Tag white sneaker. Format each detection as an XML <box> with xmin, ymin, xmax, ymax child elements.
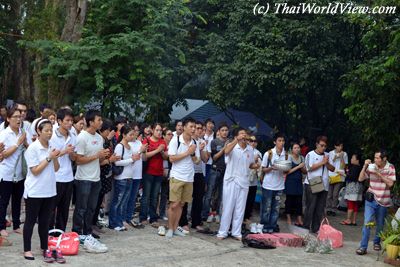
<box><xmin>215</xmin><ymin>215</ymin><xmax>221</xmax><ymax>223</ymax></box>
<box><xmin>158</xmin><ymin>226</ymin><xmax>166</xmax><ymax>236</ymax></box>
<box><xmin>162</xmin><ymin>216</ymin><xmax>168</xmax><ymax>221</ymax></box>
<box><xmin>87</xmin><ymin>235</ymin><xmax>107</xmax><ymax>248</ymax></box>
<box><xmin>206</xmin><ymin>214</ymin><xmax>214</xmax><ymax>223</ymax></box>
<box><xmin>177</xmin><ymin>226</ymin><xmax>189</xmax><ymax>235</ymax></box>
<box><xmin>174</xmin><ymin>228</ymin><xmax>186</xmax><ymax>237</ymax></box>
<box><xmin>84</xmin><ymin>235</ymin><xmax>108</xmax><ymax>253</ymax></box>
<box><xmin>165</xmin><ymin>229</ymin><xmax>173</xmax><ymax>239</ymax></box>
<box><xmin>113</xmin><ymin>226</ymin><xmax>125</xmax><ymax>232</ymax></box>
<box><xmin>256</xmin><ymin>224</ymin><xmax>264</xmax><ymax>234</ymax></box>
<box><xmin>250</xmin><ymin>223</ymin><xmax>257</xmax><ymax>233</ymax></box>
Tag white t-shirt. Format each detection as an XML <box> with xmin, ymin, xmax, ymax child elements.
<box><xmin>49</xmin><ymin>128</ymin><xmax>76</xmax><ymax>183</ymax></box>
<box><xmin>304</xmin><ymin>150</ymin><xmax>330</xmax><ymax>191</ymax></box>
<box><xmin>0</xmin><ymin>121</ymin><xmax>33</xmax><ymax>144</ymax></box>
<box><xmin>114</xmin><ymin>141</ymin><xmax>143</xmax><ymax>180</ymax></box>
<box><xmin>224</xmin><ymin>143</ymin><xmax>255</xmax><ymax>189</ymax></box>
<box><xmin>24</xmin><ymin>139</ymin><xmax>57</xmax><ymax>198</ymax></box>
<box><xmin>0</xmin><ymin>127</ymin><xmax>24</xmax><ymax>182</ymax></box>
<box><xmin>168</xmin><ymin>135</ymin><xmax>200</xmax><ymax>182</ymax></box>
<box><xmin>75</xmin><ymin>130</ymin><xmax>103</xmax><ymax>182</ymax></box>
<box><xmin>328</xmin><ymin>150</ymin><xmax>348</xmax><ymax>181</ymax></box>
<box><xmin>261</xmin><ymin>147</ymin><xmax>287</xmax><ymax>191</ymax></box>
<box><xmin>249</xmin><ymin>148</ymin><xmax>262</xmax><ymax>186</ymax></box>
<box><xmin>193</xmin><ymin>138</ymin><xmax>206</xmax><ymax>175</ymax></box>
<box><xmin>204</xmin><ymin>132</ymin><xmax>214</xmax><ymax>165</ymax></box>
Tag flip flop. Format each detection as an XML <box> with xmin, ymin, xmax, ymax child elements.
<box><xmin>340</xmin><ymin>220</ymin><xmax>352</xmax><ymax>225</ymax></box>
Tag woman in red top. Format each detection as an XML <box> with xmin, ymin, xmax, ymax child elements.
<box><xmin>139</xmin><ymin>123</ymin><xmax>168</xmax><ymax>226</ymax></box>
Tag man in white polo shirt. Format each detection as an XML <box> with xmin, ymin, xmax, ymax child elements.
<box><xmin>260</xmin><ymin>132</ymin><xmax>287</xmax><ymax>233</ymax></box>
<box><xmin>216</xmin><ymin>127</ymin><xmax>258</xmax><ymax>240</ymax></box>
<box><xmin>166</xmin><ymin>117</ymin><xmax>199</xmax><ymax>238</ymax></box>
<box><xmin>49</xmin><ymin>108</ymin><xmax>76</xmax><ymax>232</ymax></box>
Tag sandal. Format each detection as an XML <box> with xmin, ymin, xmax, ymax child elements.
<box><xmin>151</xmin><ymin>222</ymin><xmax>160</xmax><ymax>228</ymax></box>
<box><xmin>340</xmin><ymin>220</ymin><xmax>352</xmax><ymax>225</ymax></box>
<box><xmin>373</xmin><ymin>243</ymin><xmax>382</xmax><ymax>251</ymax></box>
<box><xmin>356</xmin><ymin>247</ymin><xmax>367</xmax><ymax>255</ymax></box>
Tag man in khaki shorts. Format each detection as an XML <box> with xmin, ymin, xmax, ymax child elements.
<box><xmin>166</xmin><ymin>117</ymin><xmax>199</xmax><ymax>238</ymax></box>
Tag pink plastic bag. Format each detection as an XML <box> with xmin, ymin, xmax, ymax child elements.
<box><xmin>317</xmin><ymin>218</ymin><xmax>343</xmax><ymax>248</ymax></box>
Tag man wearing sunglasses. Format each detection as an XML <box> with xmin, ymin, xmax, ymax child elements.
<box><xmin>303</xmin><ymin>136</ymin><xmax>335</xmax><ymax>233</ymax></box>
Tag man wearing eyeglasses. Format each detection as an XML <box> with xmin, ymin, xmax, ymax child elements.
<box><xmin>303</xmin><ymin>136</ymin><xmax>335</xmax><ymax>233</ymax></box>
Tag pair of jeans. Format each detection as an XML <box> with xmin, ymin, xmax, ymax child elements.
<box><xmin>109</xmin><ymin>179</ymin><xmax>133</xmax><ymax>228</ymax></box>
<box><xmin>202</xmin><ymin>168</ymin><xmax>224</xmax><ymax>219</ymax></box>
<box><xmin>360</xmin><ymin>198</ymin><xmax>387</xmax><ymax>249</ymax></box>
<box><xmin>260</xmin><ymin>188</ymin><xmax>282</xmax><ymax>231</ymax></box>
<box><xmin>23</xmin><ymin>196</ymin><xmax>55</xmax><ymax>252</ymax></box>
<box><xmin>0</xmin><ymin>180</ymin><xmax>24</xmax><ymax>230</ymax></box>
<box><xmin>125</xmin><ymin>179</ymin><xmax>141</xmax><ymax>222</ymax></box>
<box><xmin>244</xmin><ymin>185</ymin><xmax>257</xmax><ymax>221</ymax></box>
<box><xmin>191</xmin><ymin>173</ymin><xmax>206</xmax><ymax>228</ymax></box>
<box><xmin>303</xmin><ymin>185</ymin><xmax>328</xmax><ymax>233</ymax></box>
<box><xmin>159</xmin><ymin>177</ymin><xmax>169</xmax><ymax>218</ymax></box>
<box><xmin>72</xmin><ymin>180</ymin><xmax>101</xmax><ymax>235</ymax></box>
<box><xmin>49</xmin><ymin>181</ymin><xmax>73</xmax><ymax>231</ymax></box>
<box><xmin>139</xmin><ymin>174</ymin><xmax>162</xmax><ymax>223</ymax></box>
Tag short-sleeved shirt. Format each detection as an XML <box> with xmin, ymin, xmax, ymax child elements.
<box><xmin>366</xmin><ymin>162</ymin><xmax>396</xmax><ymax>207</ymax></box>
<box><xmin>328</xmin><ymin>150</ymin><xmax>348</xmax><ymax>181</ymax></box>
<box><xmin>24</xmin><ymin>139</ymin><xmax>57</xmax><ymax>198</ymax></box>
<box><xmin>0</xmin><ymin>127</ymin><xmax>24</xmax><ymax>182</ymax></box>
<box><xmin>224</xmin><ymin>143</ymin><xmax>254</xmax><ymax>189</ymax></box>
<box><xmin>168</xmin><ymin>135</ymin><xmax>200</xmax><ymax>182</ymax></box>
<box><xmin>261</xmin><ymin>147</ymin><xmax>287</xmax><ymax>191</ymax></box>
<box><xmin>114</xmin><ymin>141</ymin><xmax>143</xmax><ymax>180</ymax></box>
<box><xmin>204</xmin><ymin>133</ymin><xmax>214</xmax><ymax>165</ymax></box>
<box><xmin>304</xmin><ymin>150</ymin><xmax>330</xmax><ymax>191</ymax></box>
<box><xmin>193</xmin><ymin>138</ymin><xmax>206</xmax><ymax>175</ymax></box>
<box><xmin>75</xmin><ymin>130</ymin><xmax>104</xmax><ymax>182</ymax></box>
<box><xmin>49</xmin><ymin>128</ymin><xmax>76</xmax><ymax>183</ymax></box>
<box><xmin>211</xmin><ymin>138</ymin><xmax>227</xmax><ymax>171</ymax></box>
<box><xmin>143</xmin><ymin>137</ymin><xmax>167</xmax><ymax>177</ymax></box>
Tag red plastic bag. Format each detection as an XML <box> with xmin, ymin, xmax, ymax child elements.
<box><xmin>48</xmin><ymin>229</ymin><xmax>80</xmax><ymax>255</ymax></box>
<box><xmin>317</xmin><ymin>218</ymin><xmax>343</xmax><ymax>248</ymax></box>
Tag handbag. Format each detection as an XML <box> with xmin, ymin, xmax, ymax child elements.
<box><xmin>329</xmin><ymin>173</ymin><xmax>342</xmax><ymax>184</ymax></box>
<box><xmin>13</xmin><ymin>146</ymin><xmax>27</xmax><ymax>181</ymax></box>
<box><xmin>112</xmin><ymin>144</ymin><xmax>125</xmax><ymax>176</ymax></box>
<box><xmin>48</xmin><ymin>229</ymin><xmax>80</xmax><ymax>255</ymax></box>
<box><xmin>317</xmin><ymin>218</ymin><xmax>343</xmax><ymax>248</ymax></box>
<box><xmin>307</xmin><ymin>166</ymin><xmax>325</xmax><ymax>194</ymax></box>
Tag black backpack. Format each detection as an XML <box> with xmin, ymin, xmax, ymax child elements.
<box><xmin>112</xmin><ymin>144</ymin><xmax>125</xmax><ymax>176</ymax></box>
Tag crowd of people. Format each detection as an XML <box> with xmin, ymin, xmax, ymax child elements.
<box><xmin>0</xmin><ymin>99</ymin><xmax>397</xmax><ymax>263</ymax></box>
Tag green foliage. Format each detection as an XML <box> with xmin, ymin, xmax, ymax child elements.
<box><xmin>21</xmin><ymin>0</ymin><xmax>192</xmax><ymax>121</ymax></box>
<box><xmin>188</xmin><ymin>0</ymin><xmax>360</xmax><ymax>146</ymax></box>
<box><xmin>343</xmin><ymin>0</ymin><xmax>400</xmax><ymax>161</ymax></box>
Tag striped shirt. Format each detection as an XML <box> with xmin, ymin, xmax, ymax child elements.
<box><xmin>366</xmin><ymin>162</ymin><xmax>396</xmax><ymax>207</ymax></box>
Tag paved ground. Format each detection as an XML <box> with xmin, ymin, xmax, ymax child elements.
<box><xmin>1</xmin><ymin>206</ymin><xmax>392</xmax><ymax>267</ymax></box>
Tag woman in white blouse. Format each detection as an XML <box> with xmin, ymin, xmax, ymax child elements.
<box><xmin>0</xmin><ymin>106</ymin><xmax>28</xmax><ymax>237</ymax></box>
<box><xmin>109</xmin><ymin>125</ymin><xmax>142</xmax><ymax>231</ymax></box>
<box><xmin>23</xmin><ymin>119</ymin><xmax>61</xmax><ymax>262</ymax></box>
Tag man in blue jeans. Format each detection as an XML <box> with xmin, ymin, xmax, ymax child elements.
<box><xmin>260</xmin><ymin>133</ymin><xmax>287</xmax><ymax>233</ymax></box>
<box><xmin>356</xmin><ymin>150</ymin><xmax>396</xmax><ymax>255</ymax></box>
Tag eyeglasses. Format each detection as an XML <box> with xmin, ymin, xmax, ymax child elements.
<box><xmin>249</xmin><ymin>140</ymin><xmax>257</xmax><ymax>143</ymax></box>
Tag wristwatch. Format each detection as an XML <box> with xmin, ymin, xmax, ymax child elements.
<box><xmin>46</xmin><ymin>157</ymin><xmax>52</xmax><ymax>163</ymax></box>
